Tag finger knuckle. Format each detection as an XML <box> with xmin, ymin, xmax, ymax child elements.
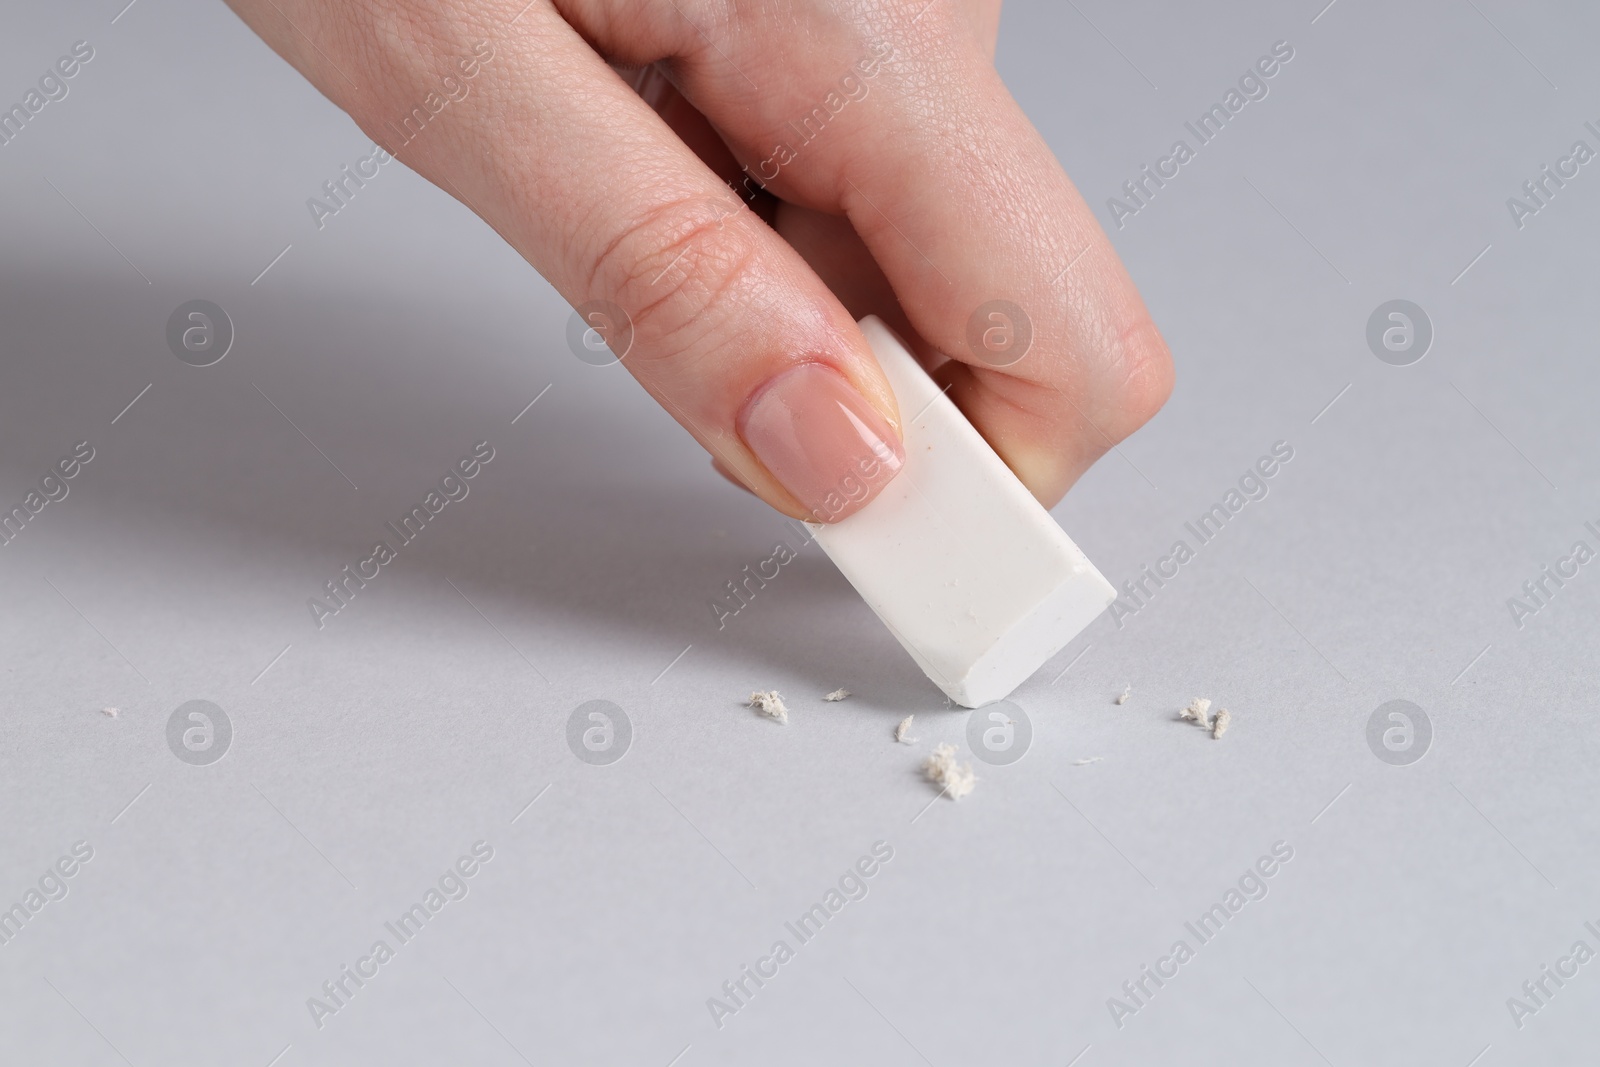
<box><xmin>590</xmin><ymin>196</ymin><xmax>759</xmax><ymax>360</ymax></box>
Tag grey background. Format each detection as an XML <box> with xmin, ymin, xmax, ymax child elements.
<box><xmin>1</xmin><ymin>0</ymin><xmax>1596</xmax><ymax>1064</ymax></box>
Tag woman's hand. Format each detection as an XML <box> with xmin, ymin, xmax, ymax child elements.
<box><xmin>224</xmin><ymin>0</ymin><xmax>1172</xmax><ymax>521</ymax></box>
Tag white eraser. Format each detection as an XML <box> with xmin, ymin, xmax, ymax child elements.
<box><xmin>811</xmin><ymin>317</ymin><xmax>1116</xmax><ymax>708</ymax></box>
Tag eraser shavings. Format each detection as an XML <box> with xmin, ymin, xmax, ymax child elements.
<box><xmin>923</xmin><ymin>742</ymin><xmax>975</xmax><ymax>800</ymax></box>
<box><xmin>747</xmin><ymin>690</ymin><xmax>789</xmax><ymax>725</ymax></box>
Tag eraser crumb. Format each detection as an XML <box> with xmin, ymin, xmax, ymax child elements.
<box><xmin>100</xmin><ymin>706</ymin><xmax>119</xmax><ymax>718</ymax></box>
<box><xmin>923</xmin><ymin>742</ymin><xmax>975</xmax><ymax>800</ymax></box>
<box><xmin>747</xmin><ymin>690</ymin><xmax>789</xmax><ymax>725</ymax></box>
<box><xmin>823</xmin><ymin>689</ymin><xmax>850</xmax><ymax>702</ymax></box>
<box><xmin>1114</xmin><ymin>687</ymin><xmax>1130</xmax><ymax>705</ymax></box>
<box><xmin>895</xmin><ymin>715</ymin><xmax>916</xmax><ymax>744</ymax></box>
<box><xmin>1072</xmin><ymin>757</ymin><xmax>1104</xmax><ymax>765</ymax></box>
<box><xmin>1211</xmin><ymin>708</ymin><xmax>1231</xmax><ymax>739</ymax></box>
<box><xmin>1180</xmin><ymin>697</ymin><xmax>1212</xmax><ymax>728</ymax></box>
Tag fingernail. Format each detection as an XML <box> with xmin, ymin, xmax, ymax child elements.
<box><xmin>738</xmin><ymin>362</ymin><xmax>905</xmax><ymax>522</ymax></box>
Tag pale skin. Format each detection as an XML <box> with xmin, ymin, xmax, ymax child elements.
<box><xmin>225</xmin><ymin>0</ymin><xmax>1173</xmax><ymax>521</ymax></box>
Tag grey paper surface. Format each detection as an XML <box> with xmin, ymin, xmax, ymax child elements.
<box><xmin>1</xmin><ymin>1</ymin><xmax>1597</xmax><ymax>1064</ymax></box>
